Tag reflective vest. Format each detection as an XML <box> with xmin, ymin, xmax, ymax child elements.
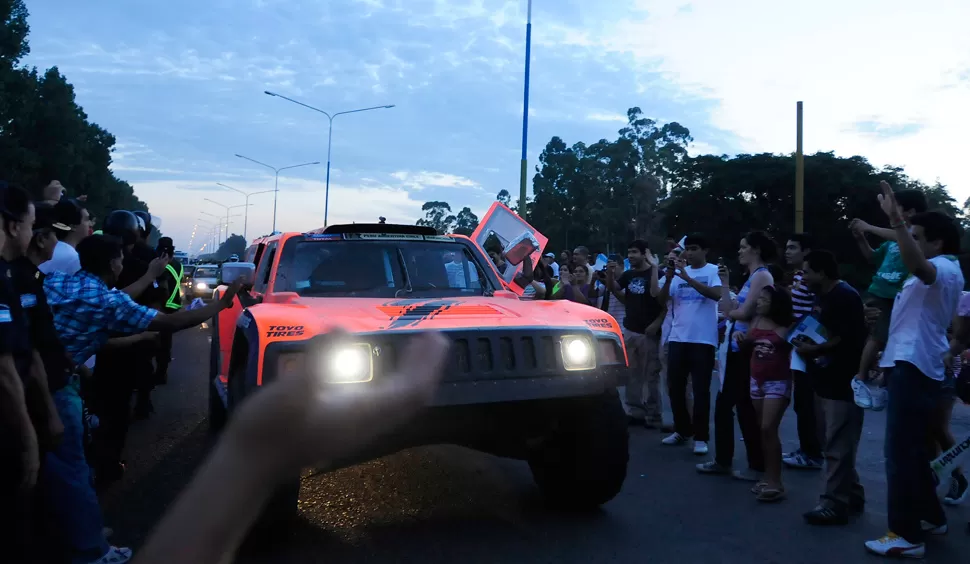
<box><xmin>164</xmin><ymin>262</ymin><xmax>183</xmax><ymax>310</ymax></box>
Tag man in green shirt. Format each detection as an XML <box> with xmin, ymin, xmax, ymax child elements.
<box><xmin>849</xmin><ymin>189</ymin><xmax>928</xmax><ymax>382</ymax></box>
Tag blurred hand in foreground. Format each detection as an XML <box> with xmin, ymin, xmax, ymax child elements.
<box><xmin>137</xmin><ymin>331</ymin><xmax>451</xmax><ymax>564</ymax></box>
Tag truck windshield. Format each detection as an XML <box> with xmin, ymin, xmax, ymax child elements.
<box><xmin>274</xmin><ymin>240</ymin><xmax>493</xmax><ymax>298</ymax></box>
<box><xmin>195</xmin><ymin>267</ymin><xmax>218</xmax><ymax>278</ymax></box>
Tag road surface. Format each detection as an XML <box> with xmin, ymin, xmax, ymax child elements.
<box><xmin>100</xmin><ymin>330</ymin><xmax>970</xmax><ymax>563</ymax></box>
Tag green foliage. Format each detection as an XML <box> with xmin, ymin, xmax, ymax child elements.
<box><xmin>214</xmin><ymin>234</ymin><xmax>247</xmax><ymax>261</ymax></box>
<box><xmin>0</xmin><ymin>0</ymin><xmax>148</xmax><ymax>225</ymax></box>
<box><xmin>414</xmin><ymin>200</ymin><xmax>481</xmax><ymax>236</ymax></box>
<box><xmin>416</xmin><ymin>105</ymin><xmax>965</xmax><ymax>291</ymax></box>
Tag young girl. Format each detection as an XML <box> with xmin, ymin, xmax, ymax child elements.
<box><xmin>735</xmin><ymin>285</ymin><xmax>794</xmax><ymax>501</ymax></box>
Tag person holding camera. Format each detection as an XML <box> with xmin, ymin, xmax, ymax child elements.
<box><xmin>656</xmin><ymin>235</ymin><xmax>722</xmax><ymax>455</ymax></box>
<box><xmin>605</xmin><ymin>240</ymin><xmax>665</xmax><ymax>427</ymax></box>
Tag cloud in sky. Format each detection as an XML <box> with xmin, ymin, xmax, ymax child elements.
<box><xmin>21</xmin><ymin>0</ymin><xmax>970</xmax><ymax>251</ymax></box>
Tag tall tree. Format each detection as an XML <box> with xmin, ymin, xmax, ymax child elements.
<box><xmin>215</xmin><ymin>234</ymin><xmax>247</xmax><ymax>261</ymax></box>
<box><xmin>0</xmin><ymin>1</ymin><xmax>149</xmax><ymax>224</ymax></box>
<box><xmin>452</xmin><ymin>206</ymin><xmax>479</xmax><ymax>236</ymax></box>
<box><xmin>415</xmin><ymin>201</ymin><xmax>455</xmax><ymax>234</ymax></box>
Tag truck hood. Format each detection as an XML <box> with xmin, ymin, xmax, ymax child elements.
<box><xmin>251</xmin><ymin>296</ymin><xmax>617</xmax><ymax>334</ymax></box>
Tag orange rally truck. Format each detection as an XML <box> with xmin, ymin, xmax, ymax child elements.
<box><xmin>208</xmin><ymin>221</ymin><xmax>630</xmax><ymax>526</ymax></box>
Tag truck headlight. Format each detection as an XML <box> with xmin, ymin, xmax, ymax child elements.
<box><xmin>324</xmin><ymin>343</ymin><xmax>373</xmax><ymax>383</ymax></box>
<box><xmin>196</xmin><ymin>282</ymin><xmax>208</xmax><ymax>290</ymax></box>
<box><xmin>561</xmin><ymin>336</ymin><xmax>595</xmax><ymax>371</ymax></box>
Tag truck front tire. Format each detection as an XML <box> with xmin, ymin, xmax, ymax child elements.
<box><xmin>527</xmin><ymin>390</ymin><xmax>629</xmax><ymax>510</ymax></box>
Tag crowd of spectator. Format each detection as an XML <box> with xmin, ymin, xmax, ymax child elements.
<box><xmin>489</xmin><ymin>181</ymin><xmax>969</xmax><ymax>559</ymax></box>
<box><xmin>0</xmin><ymin>180</ymin><xmax>240</xmax><ymax>564</ymax></box>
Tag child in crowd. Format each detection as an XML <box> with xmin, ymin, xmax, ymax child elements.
<box><xmin>736</xmin><ymin>285</ymin><xmax>794</xmax><ymax>501</ymax></box>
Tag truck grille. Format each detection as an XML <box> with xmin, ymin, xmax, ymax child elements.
<box><xmin>367</xmin><ymin>329</ymin><xmax>620</xmax><ymax>383</ymax></box>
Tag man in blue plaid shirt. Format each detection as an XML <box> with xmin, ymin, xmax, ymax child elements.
<box><xmin>42</xmin><ymin>234</ymin><xmax>239</xmax><ymax>564</ymax></box>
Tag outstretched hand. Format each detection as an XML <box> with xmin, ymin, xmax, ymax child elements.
<box><xmin>224</xmin><ymin>331</ymin><xmax>451</xmax><ymax>477</ymax></box>
<box><xmin>877</xmin><ymin>180</ymin><xmax>904</xmax><ymax>225</ymax></box>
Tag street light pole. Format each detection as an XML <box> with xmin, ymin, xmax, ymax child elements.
<box><xmin>233</xmin><ymin>155</ymin><xmax>319</xmax><ymax>233</ymax></box>
<box><xmin>263</xmin><ymin>91</ymin><xmax>395</xmax><ymax>227</ymax></box>
<box><xmin>519</xmin><ymin>0</ymin><xmax>533</xmax><ymax>220</ymax></box>
<box><xmin>204</xmin><ymin>198</ymin><xmax>250</xmax><ymax>243</ymax></box>
<box><xmin>216</xmin><ymin>183</ymin><xmax>275</xmax><ymax>240</ymax></box>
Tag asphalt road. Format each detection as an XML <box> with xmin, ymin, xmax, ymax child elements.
<box><xmin>101</xmin><ymin>329</ymin><xmax>970</xmax><ymax>563</ymax></box>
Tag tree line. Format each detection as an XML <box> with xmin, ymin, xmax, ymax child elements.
<box><xmin>416</xmin><ymin>107</ymin><xmax>966</xmax><ymax>289</ymax></box>
<box><xmin>1</xmin><ymin>1</ymin><xmax>149</xmax><ymax>225</ymax></box>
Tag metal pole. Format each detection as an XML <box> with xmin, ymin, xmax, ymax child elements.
<box><xmin>795</xmin><ymin>101</ymin><xmax>804</xmax><ymax>233</ymax></box>
<box><xmin>273</xmin><ymin>170</ymin><xmax>280</xmax><ymax>233</ymax></box>
<box><xmin>518</xmin><ymin>0</ymin><xmax>533</xmax><ymax>220</ymax></box>
<box><xmin>242</xmin><ymin>194</ymin><xmax>249</xmax><ymax>241</ymax></box>
<box><xmin>324</xmin><ymin>116</ymin><xmax>334</xmax><ymax>227</ymax></box>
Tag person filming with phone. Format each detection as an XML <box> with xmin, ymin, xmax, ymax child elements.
<box><xmin>605</xmin><ymin>240</ymin><xmax>665</xmax><ymax>427</ymax></box>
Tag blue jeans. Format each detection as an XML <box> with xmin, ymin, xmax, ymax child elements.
<box><xmin>43</xmin><ymin>381</ymin><xmax>109</xmax><ymax>563</ymax></box>
<box><xmin>885</xmin><ymin>362</ymin><xmax>946</xmax><ymax>543</ymax></box>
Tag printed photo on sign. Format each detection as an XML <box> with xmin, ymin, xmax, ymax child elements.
<box><xmin>470</xmin><ymin>202</ymin><xmax>548</xmax><ymax>296</ymax></box>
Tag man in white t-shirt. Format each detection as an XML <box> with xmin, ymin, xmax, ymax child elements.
<box><xmin>657</xmin><ymin>235</ymin><xmax>722</xmax><ymax>455</ymax></box>
<box><xmin>39</xmin><ymin>199</ymin><xmax>91</xmax><ymax>276</ymax></box>
<box><xmin>864</xmin><ymin>183</ymin><xmax>965</xmax><ymax>559</ymax></box>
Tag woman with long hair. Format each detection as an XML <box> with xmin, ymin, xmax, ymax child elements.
<box><xmin>697</xmin><ymin>231</ymin><xmax>777</xmax><ymax>482</ymax></box>
<box><xmin>736</xmin><ymin>286</ymin><xmax>794</xmax><ymax>501</ymax></box>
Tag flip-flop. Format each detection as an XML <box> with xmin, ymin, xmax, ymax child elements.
<box><xmin>751</xmin><ymin>481</ymin><xmax>768</xmax><ymax>494</ymax></box>
<box><xmin>757</xmin><ymin>488</ymin><xmax>787</xmax><ymax>502</ymax></box>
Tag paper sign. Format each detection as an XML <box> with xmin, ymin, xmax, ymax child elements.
<box><xmin>790</xmin><ymin>352</ymin><xmax>806</xmax><ymax>372</ymax></box>
<box><xmin>592</xmin><ymin>253</ymin><xmax>609</xmax><ymax>273</ymax></box>
<box><xmin>470</xmin><ymin>202</ymin><xmax>548</xmax><ymax>296</ymax></box>
<box><xmin>932</xmin><ymin>434</ymin><xmax>970</xmax><ymax>481</ymax></box>
<box><xmin>716</xmin><ymin>321</ymin><xmax>732</xmax><ymax>390</ymax></box>
<box><xmin>787</xmin><ymin>315</ymin><xmax>829</xmax><ymax>346</ymax></box>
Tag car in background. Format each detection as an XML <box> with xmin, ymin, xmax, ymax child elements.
<box><xmin>191</xmin><ymin>264</ymin><xmax>220</xmax><ymax>300</ymax></box>
<box><xmin>180</xmin><ymin>264</ymin><xmax>197</xmax><ymax>299</ymax></box>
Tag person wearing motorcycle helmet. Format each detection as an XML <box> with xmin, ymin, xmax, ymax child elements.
<box><xmin>132</xmin><ymin>211</ymin><xmax>152</xmax><ymax>242</ymax></box>
<box><xmin>102</xmin><ymin>210</ymin><xmax>140</xmax><ymax>250</ymax></box>
<box><xmin>127</xmin><ymin>210</ymin><xmax>167</xmax><ymax>420</ymax></box>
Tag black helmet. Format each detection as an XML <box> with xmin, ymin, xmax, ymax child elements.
<box><xmin>133</xmin><ymin>210</ymin><xmax>152</xmax><ymax>238</ymax></box>
<box><xmin>103</xmin><ymin>210</ymin><xmax>140</xmax><ymax>246</ymax></box>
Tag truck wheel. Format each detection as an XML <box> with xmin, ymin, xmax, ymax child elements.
<box><xmin>208</xmin><ymin>380</ymin><xmax>227</xmax><ymax>435</ymax></box>
<box><xmin>528</xmin><ymin>390</ymin><xmax>629</xmax><ymax>511</ymax></box>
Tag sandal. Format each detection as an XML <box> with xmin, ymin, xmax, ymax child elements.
<box><xmin>751</xmin><ymin>481</ymin><xmax>768</xmax><ymax>494</ymax></box>
<box><xmin>757</xmin><ymin>487</ymin><xmax>786</xmax><ymax>502</ymax></box>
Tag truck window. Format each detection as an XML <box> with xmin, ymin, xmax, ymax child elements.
<box><xmin>253</xmin><ymin>242</ymin><xmax>277</xmax><ymax>293</ymax></box>
<box><xmin>273</xmin><ymin>239</ymin><xmax>494</xmax><ymax>298</ymax></box>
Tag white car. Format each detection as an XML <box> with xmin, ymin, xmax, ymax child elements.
<box><xmin>191</xmin><ymin>264</ymin><xmax>221</xmax><ymax>300</ymax></box>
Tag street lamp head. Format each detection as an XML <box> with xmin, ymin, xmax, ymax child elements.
<box><xmin>310</xmin><ymin>161</ymin><xmax>321</xmax><ymax>165</ymax></box>
<box><xmin>264</xmin><ymin>90</ymin><xmax>278</xmax><ymax>97</ymax></box>
<box><xmin>384</xmin><ymin>105</ymin><xmax>395</xmax><ymax>108</ymax></box>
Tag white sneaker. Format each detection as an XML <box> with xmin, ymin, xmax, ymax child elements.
<box><xmin>86</xmin><ymin>546</ymin><xmax>132</xmax><ymax>564</ymax></box>
<box><xmin>662</xmin><ymin>432</ymin><xmax>688</xmax><ymax>446</ymax></box>
<box><xmin>692</xmin><ymin>440</ymin><xmax>709</xmax><ymax>455</ymax></box>
<box><xmin>863</xmin><ymin>533</ymin><xmax>925</xmax><ymax>559</ymax></box>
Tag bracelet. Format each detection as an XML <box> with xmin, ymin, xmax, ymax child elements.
<box><xmin>890</xmin><ymin>220</ymin><xmax>906</xmax><ymax>229</ymax></box>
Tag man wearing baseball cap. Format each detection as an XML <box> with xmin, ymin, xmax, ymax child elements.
<box><xmin>38</xmin><ymin>199</ymin><xmax>91</xmax><ymax>276</ymax></box>
<box><xmin>542</xmin><ymin>252</ymin><xmax>559</xmax><ymax>277</ymax></box>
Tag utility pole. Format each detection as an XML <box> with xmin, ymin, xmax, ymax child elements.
<box><xmin>795</xmin><ymin>101</ymin><xmax>804</xmax><ymax>233</ymax></box>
